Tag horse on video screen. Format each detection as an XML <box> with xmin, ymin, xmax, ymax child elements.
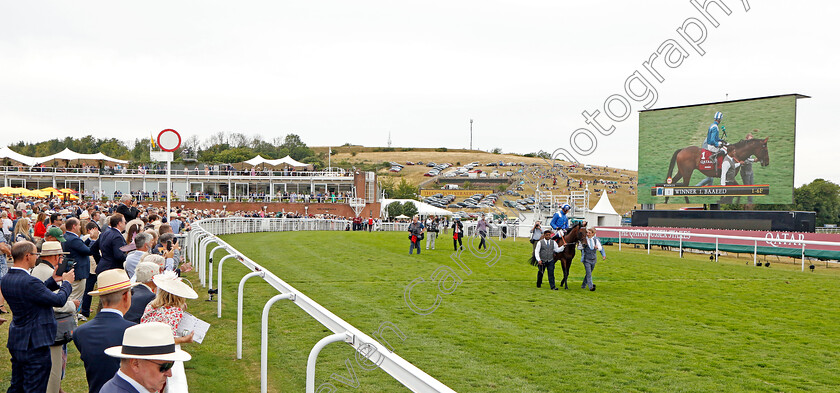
<box><xmin>664</xmin><ymin>137</ymin><xmax>770</xmax><ymax>202</ymax></box>
<box><xmin>554</xmin><ymin>221</ymin><xmax>587</xmax><ymax>290</ymax></box>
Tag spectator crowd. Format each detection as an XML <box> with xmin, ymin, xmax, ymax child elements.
<box><xmin>0</xmin><ymin>193</ymin><xmax>215</xmax><ymax>393</ymax></box>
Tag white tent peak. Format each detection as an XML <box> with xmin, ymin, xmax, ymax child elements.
<box><xmin>243</xmin><ymin>154</ymin><xmax>309</xmax><ymax>167</ymax></box>
<box><xmin>590</xmin><ymin>192</ymin><xmax>618</xmax><ymax>215</ymax></box>
<box><xmin>0</xmin><ymin>146</ymin><xmax>38</xmax><ymax>166</ymax></box>
<box><xmin>0</xmin><ymin>146</ymin><xmax>128</xmax><ymax>166</ymax></box>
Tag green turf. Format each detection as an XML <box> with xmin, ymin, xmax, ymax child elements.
<box><xmin>3</xmin><ymin>231</ymin><xmax>838</xmax><ymax>392</ymax></box>
<box><xmin>637</xmin><ymin>95</ymin><xmax>796</xmax><ymax>204</ymax></box>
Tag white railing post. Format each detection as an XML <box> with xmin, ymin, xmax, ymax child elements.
<box><xmin>199</xmin><ymin>236</ymin><xmax>217</xmax><ymax>287</ymax></box>
<box><xmin>217</xmin><ymin>254</ymin><xmax>238</xmax><ymax>318</ymax></box>
<box><xmin>237</xmin><ymin>271</ymin><xmax>265</xmax><ymax>359</ymax></box>
<box><xmin>679</xmin><ymin>237</ymin><xmax>683</xmax><ymax>258</ymax></box>
<box><xmin>261</xmin><ymin>293</ymin><xmax>296</xmax><ymax>393</ymax></box>
<box><xmin>207</xmin><ymin>246</ymin><xmax>226</xmax><ymax>291</ymax></box>
<box><xmin>801</xmin><ymin>244</ymin><xmax>805</xmax><ymax>271</ymax></box>
<box><xmin>647</xmin><ymin>232</ymin><xmax>650</xmax><ymax>254</ymax></box>
<box><xmin>618</xmin><ymin>230</ymin><xmax>622</xmax><ymax>251</ymax></box>
<box><xmin>305</xmin><ymin>333</ymin><xmax>353</xmax><ymax>393</ymax></box>
<box><xmin>754</xmin><ymin>240</ymin><xmax>758</xmax><ymax>266</ymax></box>
<box><xmin>715</xmin><ymin>237</ymin><xmax>719</xmax><ymax>262</ymax></box>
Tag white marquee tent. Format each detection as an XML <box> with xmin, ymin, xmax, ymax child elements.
<box><xmin>0</xmin><ymin>146</ymin><xmax>39</xmax><ymax>166</ymax></box>
<box><xmin>0</xmin><ymin>147</ymin><xmax>128</xmax><ymax>166</ymax></box>
<box><xmin>584</xmin><ymin>192</ymin><xmax>622</xmax><ymax>227</ymax></box>
<box><xmin>243</xmin><ymin>154</ymin><xmax>309</xmax><ymax>168</ymax></box>
<box><xmin>34</xmin><ymin>148</ymin><xmax>129</xmax><ymax>165</ymax></box>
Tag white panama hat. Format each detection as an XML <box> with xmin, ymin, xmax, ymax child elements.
<box><xmin>104</xmin><ymin>322</ymin><xmax>191</xmax><ymax>362</ymax></box>
<box><xmin>153</xmin><ymin>271</ymin><xmax>198</xmax><ymax>299</ymax></box>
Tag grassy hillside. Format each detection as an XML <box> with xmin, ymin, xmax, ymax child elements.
<box><xmin>315</xmin><ymin>147</ymin><xmax>650</xmax><ymax>215</ymax></box>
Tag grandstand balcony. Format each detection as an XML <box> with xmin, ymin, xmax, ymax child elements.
<box><xmin>0</xmin><ymin>165</ymin><xmax>377</xmax><ymax>204</ymax></box>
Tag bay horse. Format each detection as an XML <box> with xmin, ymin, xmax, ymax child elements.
<box><xmin>553</xmin><ymin>221</ymin><xmax>587</xmax><ymax>290</ymax></box>
<box><xmin>664</xmin><ymin>137</ymin><xmax>770</xmax><ymax>202</ymax></box>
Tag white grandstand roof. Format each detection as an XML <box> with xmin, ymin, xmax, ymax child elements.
<box><xmin>33</xmin><ymin>148</ymin><xmax>128</xmax><ymax>165</ymax></box>
<box><xmin>1</xmin><ymin>147</ymin><xmax>128</xmax><ymax>166</ymax></box>
<box><xmin>0</xmin><ymin>146</ymin><xmax>38</xmax><ymax>166</ymax></box>
<box><xmin>244</xmin><ymin>154</ymin><xmax>308</xmax><ymax>167</ymax></box>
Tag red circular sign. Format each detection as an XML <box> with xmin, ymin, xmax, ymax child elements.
<box><xmin>157</xmin><ymin>129</ymin><xmax>181</xmax><ymax>152</ymax></box>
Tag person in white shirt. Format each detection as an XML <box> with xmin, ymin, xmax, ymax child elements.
<box><xmin>533</xmin><ymin>230</ymin><xmax>565</xmax><ymax>290</ymax></box>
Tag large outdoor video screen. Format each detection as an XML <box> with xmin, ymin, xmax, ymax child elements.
<box><xmin>638</xmin><ymin>95</ymin><xmax>798</xmax><ymax>205</ymax></box>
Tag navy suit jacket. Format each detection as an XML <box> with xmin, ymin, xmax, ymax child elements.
<box><xmin>124</xmin><ymin>285</ymin><xmax>156</xmax><ymax>324</ymax></box>
<box><xmin>63</xmin><ymin>231</ymin><xmax>94</xmax><ymax>280</ymax></box>
<box><xmin>73</xmin><ymin>311</ymin><xmax>136</xmax><ymax>393</ymax></box>
<box><xmin>97</xmin><ymin>227</ymin><xmax>127</xmax><ymax>274</ymax></box>
<box><xmin>115</xmin><ymin>204</ymin><xmax>138</xmax><ymax>222</ymax></box>
<box><xmin>99</xmin><ymin>373</ymin><xmax>141</xmax><ymax>393</ymax></box>
<box><xmin>1</xmin><ymin>268</ymin><xmax>72</xmax><ymax>351</ymax></box>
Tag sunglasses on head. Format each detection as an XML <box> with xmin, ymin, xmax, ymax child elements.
<box><xmin>146</xmin><ymin>360</ymin><xmax>175</xmax><ymax>372</ymax></box>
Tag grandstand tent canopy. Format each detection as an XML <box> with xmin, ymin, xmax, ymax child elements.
<box><xmin>243</xmin><ymin>154</ymin><xmax>309</xmax><ymax>168</ymax></box>
<box><xmin>33</xmin><ymin>148</ymin><xmax>129</xmax><ymax>166</ymax></box>
<box><xmin>0</xmin><ymin>146</ymin><xmax>39</xmax><ymax>166</ymax></box>
<box><xmin>243</xmin><ymin>155</ymin><xmax>274</xmax><ymax>167</ymax></box>
<box><xmin>380</xmin><ymin>198</ymin><xmax>454</xmax><ymax>218</ymax></box>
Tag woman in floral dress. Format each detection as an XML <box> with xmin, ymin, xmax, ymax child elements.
<box><xmin>141</xmin><ymin>271</ymin><xmax>198</xmax><ymax>393</ymax></box>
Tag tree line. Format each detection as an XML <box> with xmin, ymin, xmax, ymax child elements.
<box><xmin>723</xmin><ymin>179</ymin><xmax>840</xmax><ymax>226</ymax></box>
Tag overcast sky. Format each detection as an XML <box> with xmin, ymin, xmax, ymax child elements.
<box><xmin>1</xmin><ymin>1</ymin><xmax>836</xmax><ymax>186</ymax></box>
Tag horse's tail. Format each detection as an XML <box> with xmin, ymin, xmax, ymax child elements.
<box><xmin>666</xmin><ymin>148</ymin><xmax>681</xmax><ymax>180</ymax></box>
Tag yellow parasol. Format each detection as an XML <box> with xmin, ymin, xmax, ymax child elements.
<box><xmin>41</xmin><ymin>187</ymin><xmax>62</xmax><ymax>194</ymax></box>
<box><xmin>22</xmin><ymin>189</ymin><xmax>41</xmax><ymax>198</ymax></box>
<box><xmin>0</xmin><ymin>186</ymin><xmax>14</xmax><ymax>195</ymax></box>
<box><xmin>9</xmin><ymin>187</ymin><xmax>27</xmax><ymax>195</ymax></box>
<box><xmin>59</xmin><ymin>188</ymin><xmax>78</xmax><ymax>194</ymax></box>
<box><xmin>68</xmin><ymin>194</ymin><xmax>79</xmax><ymax>201</ymax></box>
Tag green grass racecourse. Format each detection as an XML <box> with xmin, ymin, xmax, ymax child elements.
<box><xmin>638</xmin><ymin>95</ymin><xmax>797</xmax><ymax>204</ymax></box>
<box><xmin>3</xmin><ymin>231</ymin><xmax>839</xmax><ymax>392</ymax></box>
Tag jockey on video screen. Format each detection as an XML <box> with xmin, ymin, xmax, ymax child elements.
<box><xmin>696</xmin><ymin>111</ymin><xmax>728</xmax><ymax>186</ymax></box>
<box><xmin>703</xmin><ymin>111</ymin><xmax>727</xmax><ymax>157</ymax></box>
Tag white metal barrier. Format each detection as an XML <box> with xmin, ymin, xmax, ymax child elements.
<box><xmin>187</xmin><ymin>217</ymin><xmax>457</xmax><ymax>393</ymax></box>
<box><xmin>598</xmin><ymin>227</ymin><xmax>840</xmax><ymax>271</ymax></box>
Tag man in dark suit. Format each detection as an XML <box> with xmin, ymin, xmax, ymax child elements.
<box><xmin>123</xmin><ymin>262</ymin><xmax>158</xmax><ymax>324</ymax></box>
<box><xmin>97</xmin><ymin>213</ymin><xmax>127</xmax><ymax>273</ymax></box>
<box><xmin>73</xmin><ymin>269</ymin><xmax>138</xmax><ymax>393</ymax></box>
<box><xmin>1</xmin><ymin>241</ymin><xmax>75</xmax><ymax>393</ymax></box>
<box><xmin>63</xmin><ymin>217</ymin><xmax>95</xmax><ymax>303</ymax></box>
<box><xmin>100</xmin><ymin>322</ymin><xmax>191</xmax><ymax>393</ymax></box>
<box><xmin>81</xmin><ymin>221</ymin><xmax>102</xmax><ymax>319</ymax></box>
<box><xmin>115</xmin><ymin>195</ymin><xmax>138</xmax><ymax>222</ymax></box>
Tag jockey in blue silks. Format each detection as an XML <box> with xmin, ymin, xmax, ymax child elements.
<box><xmin>550</xmin><ymin>204</ymin><xmax>571</xmax><ymax>238</ymax></box>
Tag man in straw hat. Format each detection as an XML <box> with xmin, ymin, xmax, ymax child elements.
<box><xmin>100</xmin><ymin>322</ymin><xmax>191</xmax><ymax>393</ymax></box>
<box><xmin>1</xmin><ymin>241</ymin><xmax>75</xmax><ymax>393</ymax></box>
<box><xmin>73</xmin><ymin>269</ymin><xmax>138</xmax><ymax>393</ymax></box>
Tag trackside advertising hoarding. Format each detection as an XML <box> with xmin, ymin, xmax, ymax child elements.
<box><xmin>637</xmin><ymin>94</ymin><xmax>807</xmax><ymax>205</ymax></box>
<box><xmin>598</xmin><ymin>226</ymin><xmax>840</xmax><ymax>260</ymax></box>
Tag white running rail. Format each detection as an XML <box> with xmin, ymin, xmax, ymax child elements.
<box><xmin>186</xmin><ymin>217</ymin><xmax>457</xmax><ymax>393</ymax></box>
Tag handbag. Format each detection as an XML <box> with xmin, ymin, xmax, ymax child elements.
<box><xmin>54</xmin><ymin>311</ymin><xmax>77</xmax><ymax>345</ymax></box>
